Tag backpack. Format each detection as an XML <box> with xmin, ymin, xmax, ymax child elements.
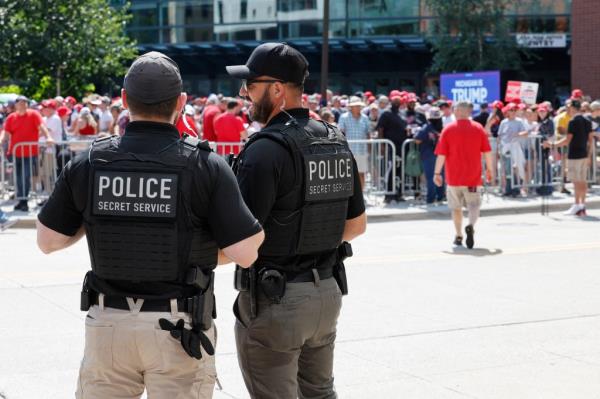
<box><xmin>405</xmin><ymin>141</ymin><xmax>423</xmax><ymax>177</ymax></box>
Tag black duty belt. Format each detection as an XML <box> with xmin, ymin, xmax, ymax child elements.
<box><xmin>287</xmin><ymin>268</ymin><xmax>333</xmax><ymax>283</ymax></box>
<box><xmin>92</xmin><ymin>295</ymin><xmax>191</xmax><ymax>313</ymax></box>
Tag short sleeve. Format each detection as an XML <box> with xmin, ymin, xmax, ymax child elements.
<box><xmin>346</xmin><ymin>157</ymin><xmax>365</xmax><ymax>219</ymax></box>
<box><xmin>37</xmin><ymin>160</ymin><xmax>84</xmax><ymax>236</ymax></box>
<box><xmin>205</xmin><ymin>154</ymin><xmax>262</xmax><ymax>248</ymax></box>
<box><xmin>480</xmin><ymin>128</ymin><xmax>492</xmax><ymax>152</ymax></box>
<box><xmin>375</xmin><ymin>112</ymin><xmax>387</xmax><ymax>131</ymax></box>
<box><xmin>435</xmin><ymin>128</ymin><xmax>449</xmax><ymax>156</ymax></box>
<box><xmin>33</xmin><ymin>111</ymin><xmax>43</xmax><ymax>127</ymax></box>
<box><xmin>236</xmin><ymin>139</ymin><xmax>291</xmax><ymax>224</ymax></box>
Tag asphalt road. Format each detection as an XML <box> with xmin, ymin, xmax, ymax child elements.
<box><xmin>1</xmin><ymin>210</ymin><xmax>599</xmax><ymax>399</ymax></box>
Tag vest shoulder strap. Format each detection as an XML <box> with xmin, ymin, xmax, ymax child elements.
<box><xmin>182</xmin><ymin>135</ymin><xmax>212</xmax><ymax>152</ymax></box>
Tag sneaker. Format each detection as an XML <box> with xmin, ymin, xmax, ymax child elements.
<box><xmin>576</xmin><ymin>207</ymin><xmax>587</xmax><ymax>217</ymax></box>
<box><xmin>465</xmin><ymin>225</ymin><xmax>475</xmax><ymax>249</ymax></box>
<box><xmin>561</xmin><ymin>188</ymin><xmax>572</xmax><ymax>195</ymax></box>
<box><xmin>13</xmin><ymin>201</ymin><xmax>29</xmax><ymax>212</ymax></box>
<box><xmin>0</xmin><ymin>218</ymin><xmax>17</xmax><ymax>231</ymax></box>
<box><xmin>563</xmin><ymin>204</ymin><xmax>582</xmax><ymax>216</ymax></box>
<box><xmin>453</xmin><ymin>236</ymin><xmax>463</xmax><ymax>247</ymax></box>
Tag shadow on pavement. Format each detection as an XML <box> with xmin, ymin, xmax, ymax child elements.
<box><xmin>443</xmin><ymin>248</ymin><xmax>503</xmax><ymax>257</ymax></box>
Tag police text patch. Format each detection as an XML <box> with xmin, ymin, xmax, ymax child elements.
<box><xmin>304</xmin><ymin>153</ymin><xmax>354</xmax><ymax>201</ymax></box>
<box><xmin>92</xmin><ymin>171</ymin><xmax>178</xmax><ymax>218</ymax></box>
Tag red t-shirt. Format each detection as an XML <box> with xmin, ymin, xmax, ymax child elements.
<box><xmin>4</xmin><ymin>110</ymin><xmax>43</xmax><ymax>157</ymax></box>
<box><xmin>435</xmin><ymin>119</ymin><xmax>491</xmax><ymax>186</ymax></box>
<box><xmin>176</xmin><ymin>115</ymin><xmax>198</xmax><ymax>138</ymax></box>
<box><xmin>202</xmin><ymin>105</ymin><xmax>221</xmax><ymax>142</ymax></box>
<box><xmin>213</xmin><ymin>113</ymin><xmax>245</xmax><ymax>155</ymax></box>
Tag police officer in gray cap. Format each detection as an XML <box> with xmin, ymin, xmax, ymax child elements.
<box><xmin>36</xmin><ymin>52</ymin><xmax>264</xmax><ymax>398</ymax></box>
<box><xmin>227</xmin><ymin>43</ymin><xmax>367</xmax><ymax>398</ymax></box>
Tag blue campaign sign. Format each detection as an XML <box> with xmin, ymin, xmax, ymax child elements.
<box><xmin>440</xmin><ymin>71</ymin><xmax>501</xmax><ymax>105</ymax></box>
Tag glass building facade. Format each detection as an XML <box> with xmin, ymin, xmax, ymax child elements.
<box><xmin>113</xmin><ymin>0</ymin><xmax>572</xmax><ymax>98</ymax></box>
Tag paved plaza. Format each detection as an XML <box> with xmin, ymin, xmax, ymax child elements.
<box><xmin>1</xmin><ymin>210</ymin><xmax>600</xmax><ymax>398</ymax></box>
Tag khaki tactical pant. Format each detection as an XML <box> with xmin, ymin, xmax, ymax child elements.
<box><xmin>235</xmin><ymin>274</ymin><xmax>343</xmax><ymax>399</ymax></box>
<box><xmin>76</xmin><ymin>300</ymin><xmax>216</xmax><ymax>399</ymax></box>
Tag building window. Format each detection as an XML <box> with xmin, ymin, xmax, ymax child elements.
<box><xmin>279</xmin><ymin>0</ymin><xmax>318</xmax><ymax>12</ymax></box>
<box><xmin>241</xmin><ymin>0</ymin><xmax>248</xmax><ymax>20</ymax></box>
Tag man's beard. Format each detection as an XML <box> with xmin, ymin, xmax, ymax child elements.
<box><xmin>249</xmin><ymin>89</ymin><xmax>275</xmax><ymax>124</ymax></box>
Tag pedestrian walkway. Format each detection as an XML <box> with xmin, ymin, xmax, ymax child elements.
<box><xmin>365</xmin><ymin>185</ymin><xmax>600</xmax><ymax>222</ymax></box>
<box><xmin>3</xmin><ymin>186</ymin><xmax>599</xmax><ymax>228</ymax></box>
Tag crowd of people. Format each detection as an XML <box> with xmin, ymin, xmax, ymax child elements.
<box><xmin>1</xmin><ymin>86</ymin><xmax>600</xmax><ymax>228</ymax></box>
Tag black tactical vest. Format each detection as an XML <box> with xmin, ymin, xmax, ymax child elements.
<box><xmin>83</xmin><ymin>135</ymin><xmax>218</xmax><ymax>283</ymax></box>
<box><xmin>235</xmin><ymin>118</ymin><xmax>354</xmax><ymax>257</ymax></box>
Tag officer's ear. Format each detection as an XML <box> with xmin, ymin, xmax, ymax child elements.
<box><xmin>176</xmin><ymin>93</ymin><xmax>188</xmax><ymax>114</ymax></box>
<box><xmin>273</xmin><ymin>82</ymin><xmax>285</xmax><ymax>100</ymax></box>
<box><xmin>121</xmin><ymin>89</ymin><xmax>129</xmax><ymax>110</ymax></box>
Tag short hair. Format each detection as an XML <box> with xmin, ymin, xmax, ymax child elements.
<box><xmin>126</xmin><ymin>93</ymin><xmax>179</xmax><ymax>120</ymax></box>
<box><xmin>455</xmin><ymin>101</ymin><xmax>473</xmax><ymax>110</ymax></box>
<box><xmin>590</xmin><ymin>100</ymin><xmax>600</xmax><ymax>111</ymax></box>
<box><xmin>570</xmin><ymin>100</ymin><xmax>581</xmax><ymax>110</ymax></box>
<box><xmin>227</xmin><ymin>100</ymin><xmax>239</xmax><ymax>110</ymax></box>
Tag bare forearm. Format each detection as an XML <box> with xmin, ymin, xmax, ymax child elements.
<box><xmin>37</xmin><ymin>222</ymin><xmax>85</xmax><ymax>254</ymax></box>
<box><xmin>434</xmin><ymin>155</ymin><xmax>446</xmax><ymax>174</ymax></box>
<box><xmin>218</xmin><ymin>249</ymin><xmax>232</xmax><ymax>265</ymax></box>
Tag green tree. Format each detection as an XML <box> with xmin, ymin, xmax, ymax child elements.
<box><xmin>0</xmin><ymin>0</ymin><xmax>137</xmax><ymax>99</ymax></box>
<box><xmin>426</xmin><ymin>0</ymin><xmax>524</xmax><ymax>73</ymax></box>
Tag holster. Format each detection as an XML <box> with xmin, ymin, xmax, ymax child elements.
<box><xmin>334</xmin><ymin>242</ymin><xmax>353</xmax><ymax>296</ymax></box>
<box><xmin>234</xmin><ymin>266</ymin><xmax>258</xmax><ymax>320</ymax></box>
<box><xmin>80</xmin><ymin>271</ymin><xmax>94</xmax><ymax>311</ymax></box>
<box><xmin>186</xmin><ymin>267</ymin><xmax>216</xmax><ymax>331</ymax></box>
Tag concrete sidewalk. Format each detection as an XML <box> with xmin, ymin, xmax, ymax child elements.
<box><xmin>2</xmin><ymin>186</ymin><xmax>600</xmax><ymax>227</ymax></box>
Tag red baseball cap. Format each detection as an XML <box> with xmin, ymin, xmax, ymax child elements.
<box><xmin>492</xmin><ymin>100</ymin><xmax>504</xmax><ymax>109</ymax></box>
<box><xmin>571</xmin><ymin>89</ymin><xmax>583</xmax><ymax>99</ymax></box>
<box><xmin>367</xmin><ymin>95</ymin><xmax>376</xmax><ymax>104</ymax></box>
<box><xmin>517</xmin><ymin>103</ymin><xmax>527</xmax><ymax>110</ymax></box>
<box><xmin>42</xmin><ymin>99</ymin><xmax>57</xmax><ymax>109</ymax></box>
<box><xmin>364</xmin><ymin>91</ymin><xmax>373</xmax><ymax>97</ymax></box>
<box><xmin>57</xmin><ymin>106</ymin><xmax>72</xmax><ymax>118</ymax></box>
<box><xmin>406</xmin><ymin>93</ymin><xmax>418</xmax><ymax>102</ymax></box>
<box><xmin>389</xmin><ymin>90</ymin><xmax>402</xmax><ymax>99</ymax></box>
<box><xmin>65</xmin><ymin>96</ymin><xmax>77</xmax><ymax>105</ymax></box>
<box><xmin>74</xmin><ymin>104</ymin><xmax>83</xmax><ymax>112</ymax></box>
<box><xmin>503</xmin><ymin>103</ymin><xmax>518</xmax><ymax>113</ymax></box>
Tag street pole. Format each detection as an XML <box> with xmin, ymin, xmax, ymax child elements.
<box><xmin>321</xmin><ymin>0</ymin><xmax>329</xmax><ymax>104</ymax></box>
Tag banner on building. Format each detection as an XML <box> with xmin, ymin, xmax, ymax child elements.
<box><xmin>516</xmin><ymin>34</ymin><xmax>567</xmax><ymax>48</ymax></box>
<box><xmin>505</xmin><ymin>81</ymin><xmax>539</xmax><ymax>104</ymax></box>
<box><xmin>440</xmin><ymin>71</ymin><xmax>500</xmax><ymax>105</ymax></box>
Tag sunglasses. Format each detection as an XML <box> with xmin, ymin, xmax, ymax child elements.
<box><xmin>241</xmin><ymin>79</ymin><xmax>285</xmax><ymax>91</ymax></box>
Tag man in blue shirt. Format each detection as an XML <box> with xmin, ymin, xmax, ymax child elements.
<box><xmin>415</xmin><ymin>107</ymin><xmax>446</xmax><ymax>204</ymax></box>
<box><xmin>338</xmin><ymin>96</ymin><xmax>370</xmax><ymax>189</ymax></box>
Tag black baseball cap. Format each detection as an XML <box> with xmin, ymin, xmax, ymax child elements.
<box><xmin>123</xmin><ymin>52</ymin><xmax>183</xmax><ymax>104</ymax></box>
<box><xmin>226</xmin><ymin>42</ymin><xmax>309</xmax><ymax>84</ymax></box>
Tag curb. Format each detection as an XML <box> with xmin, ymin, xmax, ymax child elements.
<box><xmin>367</xmin><ymin>199</ymin><xmax>600</xmax><ymax>223</ymax></box>
<box><xmin>8</xmin><ymin>199</ymin><xmax>600</xmax><ymax>229</ymax></box>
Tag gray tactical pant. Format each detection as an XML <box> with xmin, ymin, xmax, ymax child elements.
<box><xmin>234</xmin><ymin>274</ymin><xmax>343</xmax><ymax>399</ymax></box>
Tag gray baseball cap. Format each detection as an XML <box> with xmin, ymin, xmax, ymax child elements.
<box><xmin>123</xmin><ymin>52</ymin><xmax>182</xmax><ymax>104</ymax></box>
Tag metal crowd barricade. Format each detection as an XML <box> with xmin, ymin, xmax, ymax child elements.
<box><xmin>348</xmin><ymin>139</ymin><xmax>396</xmax><ymax>196</ymax></box>
<box><xmin>494</xmin><ymin>135</ymin><xmax>600</xmax><ymax>193</ymax></box>
<box><xmin>11</xmin><ymin>139</ymin><xmax>94</xmax><ymax>201</ymax></box>
<box><xmin>0</xmin><ymin>149</ymin><xmax>8</xmax><ymax>199</ymax></box>
<box><xmin>210</xmin><ymin>141</ymin><xmax>246</xmax><ymax>157</ymax></box>
<box><xmin>211</xmin><ymin>139</ymin><xmax>397</xmax><ymax>197</ymax></box>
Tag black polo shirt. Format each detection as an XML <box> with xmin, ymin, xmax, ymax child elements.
<box><xmin>376</xmin><ymin>107</ymin><xmax>408</xmax><ymax>150</ymax></box>
<box><xmin>236</xmin><ymin>108</ymin><xmax>365</xmax><ymax>273</ymax></box>
<box><xmin>38</xmin><ymin>121</ymin><xmax>262</xmax><ymax>299</ymax></box>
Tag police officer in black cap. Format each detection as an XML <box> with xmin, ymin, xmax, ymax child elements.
<box><xmin>36</xmin><ymin>51</ymin><xmax>264</xmax><ymax>398</ymax></box>
<box><xmin>227</xmin><ymin>43</ymin><xmax>367</xmax><ymax>398</ymax></box>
